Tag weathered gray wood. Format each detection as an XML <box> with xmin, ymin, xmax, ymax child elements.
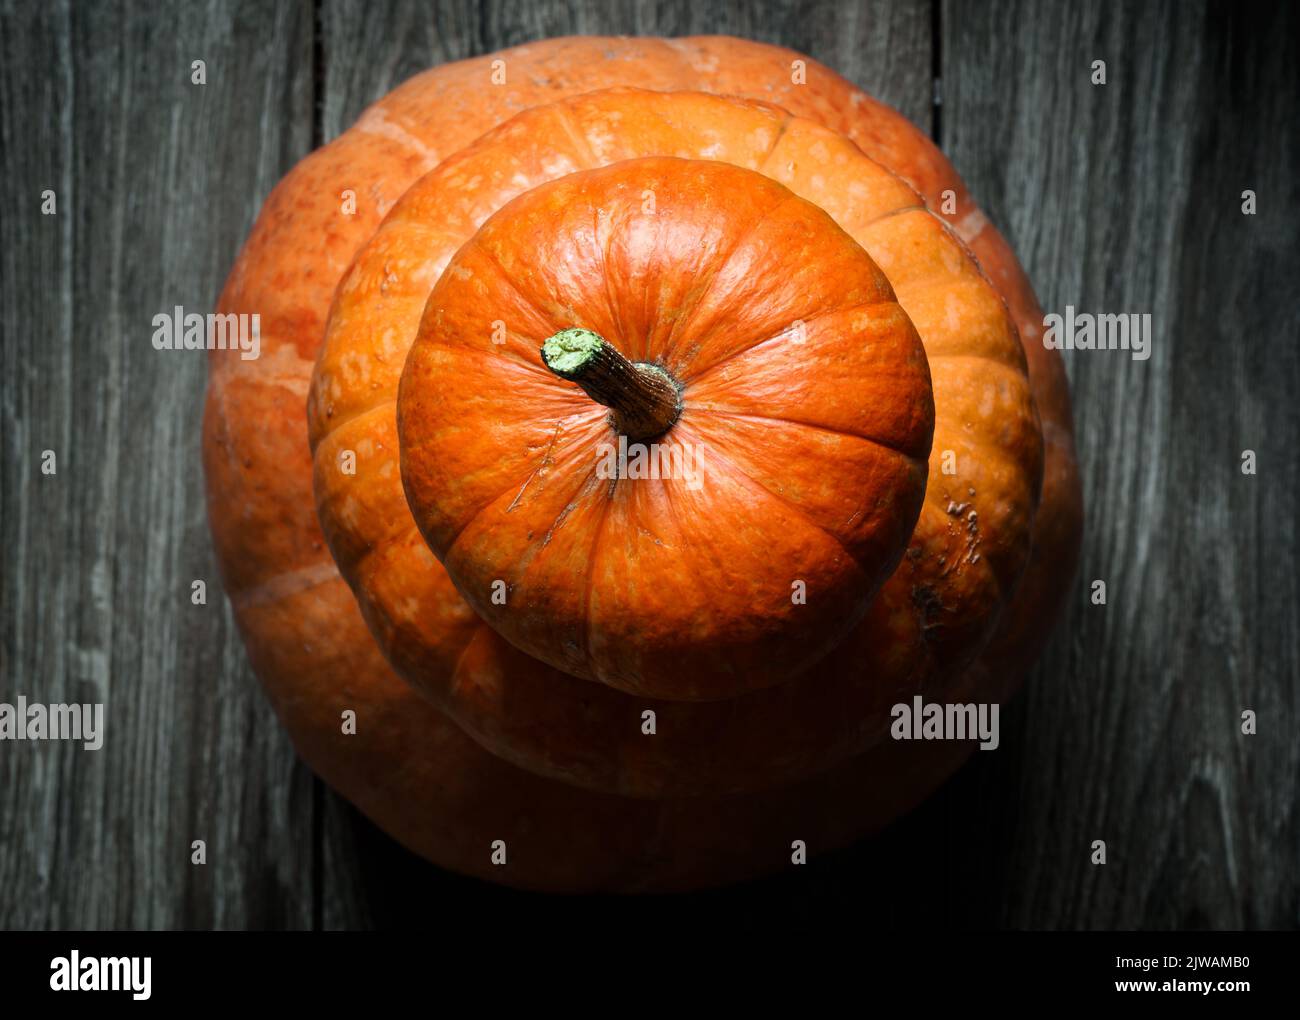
<box><xmin>317</xmin><ymin>0</ymin><xmax>933</xmax><ymax>139</ymax></box>
<box><xmin>0</xmin><ymin>0</ymin><xmax>318</xmax><ymax>929</ymax></box>
<box><xmin>942</xmin><ymin>0</ymin><xmax>1300</xmax><ymax>929</ymax></box>
<box><xmin>3</xmin><ymin>0</ymin><xmax>1297</xmax><ymax>932</ymax></box>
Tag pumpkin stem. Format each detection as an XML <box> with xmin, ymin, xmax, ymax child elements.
<box><xmin>541</xmin><ymin>328</ymin><xmax>682</xmax><ymax>441</ymax></box>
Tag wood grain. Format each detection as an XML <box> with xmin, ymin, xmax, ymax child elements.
<box><xmin>941</xmin><ymin>0</ymin><xmax>1300</xmax><ymax>928</ymax></box>
<box><xmin>1</xmin><ymin>0</ymin><xmax>1296</xmax><ymax>930</ymax></box>
<box><xmin>0</xmin><ymin>0</ymin><xmax>318</xmax><ymax>930</ymax></box>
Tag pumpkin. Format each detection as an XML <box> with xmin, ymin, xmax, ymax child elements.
<box><xmin>204</xmin><ymin>36</ymin><xmax>1081</xmax><ymax>890</ymax></box>
<box><xmin>323</xmin><ymin>150</ymin><xmax>936</xmax><ymax>699</ymax></box>
<box><xmin>309</xmin><ymin>88</ymin><xmax>1040</xmax><ymax>795</ymax></box>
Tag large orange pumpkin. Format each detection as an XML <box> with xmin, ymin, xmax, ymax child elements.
<box><xmin>204</xmin><ymin>36</ymin><xmax>1081</xmax><ymax>890</ymax></box>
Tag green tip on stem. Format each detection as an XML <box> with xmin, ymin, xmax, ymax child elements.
<box><xmin>541</xmin><ymin>328</ymin><xmax>606</xmax><ymax>378</ymax></box>
<box><xmin>539</xmin><ymin>325</ymin><xmax>682</xmax><ymax>440</ymax></box>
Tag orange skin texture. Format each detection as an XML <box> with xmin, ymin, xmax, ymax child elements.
<box><xmin>203</xmin><ymin>36</ymin><xmax>1081</xmax><ymax>890</ymax></box>
<box><xmin>311</xmin><ymin>90</ymin><xmax>1040</xmax><ymax>795</ymax></box>
<box><xmin>386</xmin><ymin>157</ymin><xmax>935</xmax><ymax>698</ymax></box>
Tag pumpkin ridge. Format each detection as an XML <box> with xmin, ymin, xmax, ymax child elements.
<box><xmin>571</xmin><ymin>437</ymin><xmax>877</xmax><ymax>699</ymax></box>
<box><xmin>445</xmin><ymin>623</ymin><xmax>497</xmax><ymax>708</ymax></box>
<box><xmin>350</xmin><ymin>520</ymin><xmax>459</xmax><ymax>647</ymax></box>
<box><xmin>313</xmin><ymin>404</ymin><xmax>412</xmax><ymax>561</ymax></box>
<box><xmin>519</xmin><ymin>464</ymin><xmax>615</xmax><ymax>679</ymax></box>
<box><xmin>682</xmin><ymin>409</ymin><xmax>928</xmax><ymax>518</ymax></box>
<box><xmin>589</xmin><ymin>194</ymin><xmax>642</xmax><ymax>362</ymax></box>
<box><xmin>919</xmin><ymin>349</ymin><xmax>1034</xmax><ymax>368</ymax></box>
<box><xmin>623</xmin><ymin>439</ymin><xmax>726</xmax><ymax>680</ymax></box>
<box><xmin>753</xmin><ymin>108</ymin><xmax>797</xmax><ymax>179</ymax></box>
<box><xmin>579</xmin><ymin>467</ymin><xmax>617</xmax><ymax>683</ymax></box>
<box><xmin>395</xmin><ymin>404</ymin><xmax>609</xmax><ymax>501</ymax></box>
<box><xmin>658</xmin><ymin>189</ymin><xmax>798</xmax><ymax>371</ymax></box>
<box><xmin>663</xmin><ymin>192</ymin><xmax>898</xmax><ymax>381</ymax></box>
<box><xmin>683</xmin><ymin>407</ymin><xmax>926</xmax><ymax>462</ymax></box>
<box><xmin>676</xmin><ymin>410</ymin><xmax>930</xmax><ymax>548</ymax></box>
<box><xmin>442</xmin><ymin>439</ymin><xmax>606</xmax><ymax>581</ymax></box>
<box><xmin>228</xmin><ymin>558</ymin><xmax>341</xmax><ymax>612</ymax></box>
<box><xmin>310</xmin><ymin>392</ymin><xmax>401</xmax><ymax>456</ymax></box>
<box><xmin>863</xmin><ymin>209</ymin><xmax>1030</xmax><ymax>376</ymax></box>
<box><xmin>861</xmin><ymin>202</ymin><xmax>929</xmax><ymax>228</ymax></box>
<box><xmin>890</xmin><ymin>278</ymin><xmax>1026</xmax><ymax>370</ymax></box>
<box><xmin>503</xmin><ymin>413</ymin><xmax>609</xmax><ymax>513</ymax></box>
<box><xmin>506</xmin><ymin>419</ymin><xmax>567</xmax><ymax>514</ymax></box>
<box><xmin>432</xmin><ymin>412</ymin><xmax>610</xmax><ymax>567</ymax></box>
<box><xmin>683</xmin><ymin>432</ymin><xmax>886</xmax><ymax>579</ymax></box>
<box><xmin>465</xmin><ymin>236</ymin><xmax>583</xmax><ymax>378</ymax></box>
<box><xmin>556</xmin><ymin>104</ymin><xmax>602</xmax><ymax>172</ymax></box>
<box><xmin>679</xmin><ymin>296</ymin><xmax>904</xmax><ymax>392</ymax></box>
<box><xmin>352</xmin><ymin>520</ymin><xmax>427</xmax><ymax>582</ymax></box>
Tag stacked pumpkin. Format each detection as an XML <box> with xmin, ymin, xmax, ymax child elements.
<box><xmin>204</xmin><ymin>36</ymin><xmax>1081</xmax><ymax>892</ymax></box>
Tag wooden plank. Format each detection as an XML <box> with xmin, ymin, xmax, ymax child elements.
<box><xmin>313</xmin><ymin>0</ymin><xmax>934</xmax><ymax>930</ymax></box>
<box><xmin>942</xmin><ymin>0</ymin><xmax>1300</xmax><ymax>928</ymax></box>
<box><xmin>0</xmin><ymin>0</ymin><xmax>317</xmax><ymax>929</ymax></box>
<box><xmin>318</xmin><ymin>0</ymin><xmax>933</xmax><ymax>138</ymax></box>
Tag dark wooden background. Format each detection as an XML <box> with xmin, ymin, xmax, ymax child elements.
<box><xmin>2</xmin><ymin>0</ymin><xmax>1296</xmax><ymax>931</ymax></box>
